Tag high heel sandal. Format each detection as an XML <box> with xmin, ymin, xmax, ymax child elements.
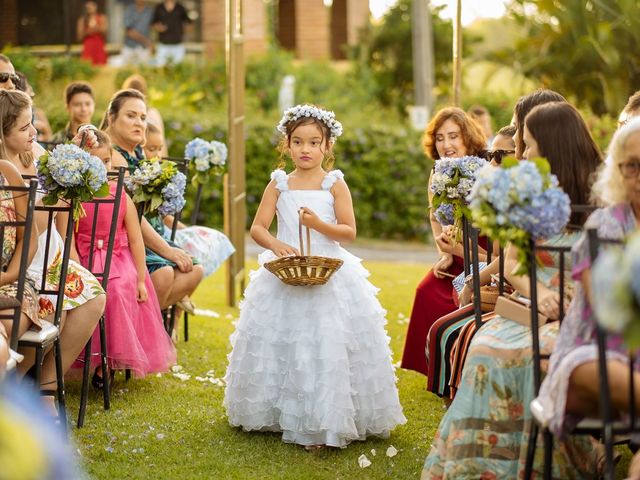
<box><xmin>40</xmin><ymin>389</ymin><xmax>60</xmax><ymax>423</ymax></box>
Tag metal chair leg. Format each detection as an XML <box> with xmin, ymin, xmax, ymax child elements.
<box><xmin>99</xmin><ymin>317</ymin><xmax>110</xmax><ymax>410</ymax></box>
<box><xmin>34</xmin><ymin>346</ymin><xmax>44</xmax><ymax>387</ymax></box>
<box><xmin>54</xmin><ymin>338</ymin><xmax>67</xmax><ymax>431</ymax></box>
<box><xmin>77</xmin><ymin>339</ymin><xmax>91</xmax><ymax>428</ymax></box>
<box><xmin>603</xmin><ymin>423</ymin><xmax>615</xmax><ymax>480</ymax></box>
<box><xmin>184</xmin><ymin>311</ymin><xmax>189</xmax><ymax>342</ymax></box>
<box><xmin>543</xmin><ymin>429</ymin><xmax>553</xmax><ymax>480</ymax></box>
<box><xmin>524</xmin><ymin>421</ymin><xmax>538</xmax><ymax>479</ymax></box>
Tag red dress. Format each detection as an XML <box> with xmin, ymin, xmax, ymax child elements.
<box><xmin>401</xmin><ymin>254</ymin><xmax>464</xmax><ymax>375</ymax></box>
<box><xmin>81</xmin><ymin>15</ymin><xmax>107</xmax><ymax>65</ymax></box>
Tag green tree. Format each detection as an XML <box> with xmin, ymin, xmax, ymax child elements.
<box><xmin>356</xmin><ymin>0</ymin><xmax>477</xmax><ymax>113</ymax></box>
<box><xmin>498</xmin><ymin>0</ymin><xmax>640</xmax><ymax>115</ymax></box>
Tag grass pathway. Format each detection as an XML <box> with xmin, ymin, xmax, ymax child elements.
<box><xmin>68</xmin><ymin>260</ymin><xmax>443</xmax><ymax>479</ymax></box>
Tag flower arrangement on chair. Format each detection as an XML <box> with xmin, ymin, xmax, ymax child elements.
<box><xmin>468</xmin><ymin>157</ymin><xmax>571</xmax><ymax>274</ymax></box>
<box><xmin>37</xmin><ymin>143</ymin><xmax>109</xmax><ymax>221</ymax></box>
<box><xmin>125</xmin><ymin>158</ymin><xmax>186</xmax><ymax>217</ymax></box>
<box><xmin>592</xmin><ymin>231</ymin><xmax>640</xmax><ymax>347</ymax></box>
<box><xmin>430</xmin><ymin>155</ymin><xmax>488</xmax><ymax>241</ymax></box>
<box><xmin>184</xmin><ymin>138</ymin><xmax>227</xmax><ymax>186</ymax></box>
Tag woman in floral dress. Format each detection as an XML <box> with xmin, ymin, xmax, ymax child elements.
<box><xmin>0</xmin><ymin>90</ymin><xmax>105</xmax><ymax>405</ymax></box>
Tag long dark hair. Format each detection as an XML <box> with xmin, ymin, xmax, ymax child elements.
<box><xmin>525</xmin><ymin>101</ymin><xmax>602</xmax><ymax>226</ymax></box>
<box><xmin>513</xmin><ymin>89</ymin><xmax>566</xmax><ymax>159</ymax></box>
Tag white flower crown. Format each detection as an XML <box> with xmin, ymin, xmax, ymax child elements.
<box><xmin>276</xmin><ymin>104</ymin><xmax>343</xmax><ymax>143</ymax></box>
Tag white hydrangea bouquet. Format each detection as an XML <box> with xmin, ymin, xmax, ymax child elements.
<box><xmin>125</xmin><ymin>158</ymin><xmax>186</xmax><ymax>217</ymax></box>
<box><xmin>468</xmin><ymin>157</ymin><xmax>571</xmax><ymax>274</ymax></box>
<box><xmin>592</xmin><ymin>231</ymin><xmax>640</xmax><ymax>348</ymax></box>
<box><xmin>37</xmin><ymin>143</ymin><xmax>109</xmax><ymax>221</ymax></box>
<box><xmin>430</xmin><ymin>155</ymin><xmax>488</xmax><ymax>241</ymax></box>
<box><xmin>184</xmin><ymin>138</ymin><xmax>227</xmax><ymax>186</ymax></box>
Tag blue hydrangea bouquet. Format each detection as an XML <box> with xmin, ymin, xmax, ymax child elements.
<box><xmin>592</xmin><ymin>231</ymin><xmax>640</xmax><ymax>348</ymax></box>
<box><xmin>37</xmin><ymin>143</ymin><xmax>109</xmax><ymax>221</ymax></box>
<box><xmin>125</xmin><ymin>158</ymin><xmax>186</xmax><ymax>217</ymax></box>
<box><xmin>185</xmin><ymin>138</ymin><xmax>227</xmax><ymax>186</ymax></box>
<box><xmin>468</xmin><ymin>157</ymin><xmax>571</xmax><ymax>274</ymax></box>
<box><xmin>430</xmin><ymin>155</ymin><xmax>488</xmax><ymax>240</ymax></box>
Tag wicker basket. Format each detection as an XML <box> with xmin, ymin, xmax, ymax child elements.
<box><xmin>264</xmin><ymin>210</ymin><xmax>343</xmax><ymax>286</ymax></box>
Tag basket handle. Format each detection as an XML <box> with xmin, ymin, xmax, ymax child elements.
<box><xmin>298</xmin><ymin>209</ymin><xmax>311</xmax><ymax>256</ymax></box>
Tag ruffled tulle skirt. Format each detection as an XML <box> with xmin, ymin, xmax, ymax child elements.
<box><xmin>223</xmin><ymin>246</ymin><xmax>406</xmax><ymax>447</ymax></box>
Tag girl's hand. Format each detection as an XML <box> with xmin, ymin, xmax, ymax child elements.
<box><xmin>458</xmin><ymin>284</ymin><xmax>472</xmax><ymax>306</ymax></box>
<box><xmin>433</xmin><ymin>254</ymin><xmax>454</xmax><ymax>279</ymax></box>
<box><xmin>137</xmin><ymin>281</ymin><xmax>148</xmax><ymax>302</ymax></box>
<box><xmin>270</xmin><ymin>239</ymin><xmax>300</xmax><ymax>258</ymax></box>
<box><xmin>299</xmin><ymin>207</ymin><xmax>321</xmax><ymax>229</ymax></box>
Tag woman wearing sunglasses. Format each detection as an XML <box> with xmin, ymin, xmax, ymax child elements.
<box><xmin>0</xmin><ymin>55</ymin><xmax>19</xmax><ymax>90</ymax></box>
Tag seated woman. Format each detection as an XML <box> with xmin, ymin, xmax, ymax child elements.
<box><xmin>144</xmin><ymin>123</ymin><xmax>235</xmax><ymax>278</ymax></box>
<box><xmin>401</xmin><ymin>107</ymin><xmax>487</xmax><ymax>376</ymax></box>
<box><xmin>534</xmin><ymin>117</ymin><xmax>640</xmax><ymax>439</ymax></box>
<box><xmin>100</xmin><ymin>89</ymin><xmax>204</xmax><ymax>312</ymax></box>
<box><xmin>422</xmin><ymin>99</ymin><xmax>603</xmax><ymax>479</ymax></box>
<box><xmin>51</xmin><ymin>81</ymin><xmax>96</xmax><ymax>144</ymax></box>
<box><xmin>0</xmin><ymin>90</ymin><xmax>105</xmax><ymax>414</ymax></box>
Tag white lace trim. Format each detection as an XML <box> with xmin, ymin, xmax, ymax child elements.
<box><xmin>270</xmin><ymin>169</ymin><xmax>288</xmax><ymax>192</ymax></box>
<box><xmin>321</xmin><ymin>170</ymin><xmax>344</xmax><ymax>191</ymax></box>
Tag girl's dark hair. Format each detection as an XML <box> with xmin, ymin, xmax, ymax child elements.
<box><xmin>524</xmin><ymin>101</ymin><xmax>602</xmax><ymax>227</ymax></box>
<box><xmin>423</xmin><ymin>107</ymin><xmax>487</xmax><ymax>160</ymax></box>
<box><xmin>513</xmin><ymin>89</ymin><xmax>566</xmax><ymax>158</ymax></box>
<box><xmin>100</xmin><ymin>89</ymin><xmax>146</xmax><ymax>130</ymax></box>
<box><xmin>276</xmin><ymin>115</ymin><xmax>335</xmax><ymax>170</ymax></box>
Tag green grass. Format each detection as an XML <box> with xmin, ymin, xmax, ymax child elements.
<box><xmin>67</xmin><ymin>260</ymin><xmax>444</xmax><ymax>479</ymax></box>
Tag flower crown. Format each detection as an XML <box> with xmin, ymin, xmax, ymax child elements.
<box><xmin>276</xmin><ymin>104</ymin><xmax>343</xmax><ymax>143</ymax></box>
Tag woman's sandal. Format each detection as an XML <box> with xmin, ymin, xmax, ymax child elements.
<box><xmin>40</xmin><ymin>389</ymin><xmax>60</xmax><ymax>423</ymax></box>
<box><xmin>91</xmin><ymin>367</ymin><xmax>115</xmax><ymax>391</ymax></box>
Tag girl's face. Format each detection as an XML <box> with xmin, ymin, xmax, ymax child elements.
<box><xmin>288</xmin><ymin>123</ymin><xmax>329</xmax><ymax>171</ymax></box>
<box><xmin>144</xmin><ymin>132</ymin><xmax>164</xmax><ymax>159</ymax></box>
<box><xmin>522</xmin><ymin>125</ymin><xmax>541</xmax><ymax>160</ymax></box>
<box><xmin>4</xmin><ymin>107</ymin><xmax>37</xmax><ymax>157</ymax></box>
<box><xmin>110</xmin><ymin>98</ymin><xmax>147</xmax><ymax>148</ymax></box>
<box><xmin>435</xmin><ymin>118</ymin><xmax>467</xmax><ymax>158</ymax></box>
<box><xmin>621</xmin><ymin>133</ymin><xmax>640</xmax><ymax>205</ymax></box>
<box><xmin>90</xmin><ymin>145</ymin><xmax>112</xmax><ymax>170</ymax></box>
<box><xmin>67</xmin><ymin>92</ymin><xmax>95</xmax><ymax>126</ymax></box>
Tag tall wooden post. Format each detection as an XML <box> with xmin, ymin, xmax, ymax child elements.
<box><xmin>452</xmin><ymin>0</ymin><xmax>462</xmax><ymax>106</ymax></box>
<box><xmin>225</xmin><ymin>0</ymin><xmax>246</xmax><ymax>306</ymax></box>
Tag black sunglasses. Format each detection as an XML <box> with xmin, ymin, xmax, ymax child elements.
<box><xmin>487</xmin><ymin>149</ymin><xmax>515</xmax><ymax>164</ymax></box>
<box><xmin>0</xmin><ymin>72</ymin><xmax>19</xmax><ymax>85</ymax></box>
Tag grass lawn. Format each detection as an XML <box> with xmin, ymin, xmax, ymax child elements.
<box><xmin>67</xmin><ymin>259</ymin><xmax>444</xmax><ymax>479</ymax></box>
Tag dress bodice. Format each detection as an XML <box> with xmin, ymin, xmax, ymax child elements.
<box><xmin>271</xmin><ymin>169</ymin><xmax>343</xmax><ymax>252</ymax></box>
<box><xmin>0</xmin><ymin>174</ymin><xmax>17</xmax><ymax>269</ymax></box>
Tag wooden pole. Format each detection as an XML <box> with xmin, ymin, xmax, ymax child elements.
<box><xmin>412</xmin><ymin>0</ymin><xmax>435</xmax><ymax>113</ymax></box>
<box><xmin>452</xmin><ymin>0</ymin><xmax>462</xmax><ymax>106</ymax></box>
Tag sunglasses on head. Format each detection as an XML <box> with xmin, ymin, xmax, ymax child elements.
<box><xmin>487</xmin><ymin>149</ymin><xmax>516</xmax><ymax>164</ymax></box>
<box><xmin>0</xmin><ymin>72</ymin><xmax>20</xmax><ymax>85</ymax></box>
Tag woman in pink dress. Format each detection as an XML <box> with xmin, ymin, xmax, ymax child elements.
<box><xmin>77</xmin><ymin>131</ymin><xmax>176</xmax><ymax>378</ymax></box>
<box><xmin>77</xmin><ymin>1</ymin><xmax>108</xmax><ymax>65</ymax></box>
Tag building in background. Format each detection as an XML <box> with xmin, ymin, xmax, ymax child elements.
<box><xmin>0</xmin><ymin>0</ymin><xmax>369</xmax><ymax>60</ymax></box>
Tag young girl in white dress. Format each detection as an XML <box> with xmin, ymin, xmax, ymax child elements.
<box><xmin>223</xmin><ymin>105</ymin><xmax>406</xmax><ymax>449</ymax></box>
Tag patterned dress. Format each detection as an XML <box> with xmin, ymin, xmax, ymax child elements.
<box><xmin>422</xmin><ymin>233</ymin><xmax>603</xmax><ymax>479</ymax></box>
<box><xmin>535</xmin><ymin>204</ymin><xmax>637</xmax><ymax>436</ymax></box>
<box><xmin>0</xmin><ymin>175</ymin><xmax>39</xmax><ymax>325</ymax></box>
<box><xmin>27</xmin><ymin>193</ymin><xmax>104</xmax><ymax>319</ymax></box>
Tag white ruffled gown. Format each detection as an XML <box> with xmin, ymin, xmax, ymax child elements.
<box><xmin>223</xmin><ymin>169</ymin><xmax>406</xmax><ymax>448</ymax></box>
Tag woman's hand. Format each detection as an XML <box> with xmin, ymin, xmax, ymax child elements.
<box><xmin>299</xmin><ymin>207</ymin><xmax>321</xmax><ymax>229</ymax></box>
<box><xmin>435</xmin><ymin>228</ymin><xmax>455</xmax><ymax>254</ymax></box>
<box><xmin>168</xmin><ymin>247</ymin><xmax>193</xmax><ymax>273</ymax></box>
<box><xmin>270</xmin><ymin>239</ymin><xmax>300</xmax><ymax>258</ymax></box>
<box><xmin>137</xmin><ymin>281</ymin><xmax>148</xmax><ymax>303</ymax></box>
<box><xmin>71</xmin><ymin>127</ymin><xmax>98</xmax><ymax>150</ymax></box>
<box><xmin>538</xmin><ymin>290</ymin><xmax>561</xmax><ymax>320</ymax></box>
<box><xmin>433</xmin><ymin>254</ymin><xmax>454</xmax><ymax>279</ymax></box>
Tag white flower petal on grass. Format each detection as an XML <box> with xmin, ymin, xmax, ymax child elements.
<box><xmin>172</xmin><ymin>372</ymin><xmax>191</xmax><ymax>381</ymax></box>
<box><xmin>358</xmin><ymin>454</ymin><xmax>372</xmax><ymax>468</ymax></box>
<box><xmin>156</xmin><ymin>434</ymin><xmax>165</xmax><ymax>440</ymax></box>
<box><xmin>171</xmin><ymin>365</ymin><xmax>183</xmax><ymax>373</ymax></box>
<box><xmin>370</xmin><ymin>449</ymin><xmax>376</xmax><ymax>456</ymax></box>
<box><xmin>195</xmin><ymin>376</ymin><xmax>207</xmax><ymax>382</ymax></box>
<box><xmin>386</xmin><ymin>445</ymin><xmax>398</xmax><ymax>457</ymax></box>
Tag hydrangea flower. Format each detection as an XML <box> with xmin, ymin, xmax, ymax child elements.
<box><xmin>37</xmin><ymin>143</ymin><xmax>109</xmax><ymax>220</ymax></box>
<box><xmin>126</xmin><ymin>159</ymin><xmax>186</xmax><ymax>217</ymax></box>
<box><xmin>185</xmin><ymin>137</ymin><xmax>227</xmax><ymax>185</ymax></box>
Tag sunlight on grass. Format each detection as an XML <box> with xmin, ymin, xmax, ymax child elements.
<box><xmin>66</xmin><ymin>259</ymin><xmax>446</xmax><ymax>479</ymax></box>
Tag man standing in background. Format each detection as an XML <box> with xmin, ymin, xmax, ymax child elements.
<box><xmin>152</xmin><ymin>0</ymin><xmax>191</xmax><ymax>66</ymax></box>
<box><xmin>122</xmin><ymin>0</ymin><xmax>154</xmax><ymax>65</ymax></box>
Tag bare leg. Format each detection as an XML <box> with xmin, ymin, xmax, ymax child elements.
<box><xmin>150</xmin><ymin>266</ymin><xmax>175</xmax><ymax>309</ymax></box>
<box><xmin>161</xmin><ymin>265</ymin><xmax>203</xmax><ymax>310</ymax></box>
